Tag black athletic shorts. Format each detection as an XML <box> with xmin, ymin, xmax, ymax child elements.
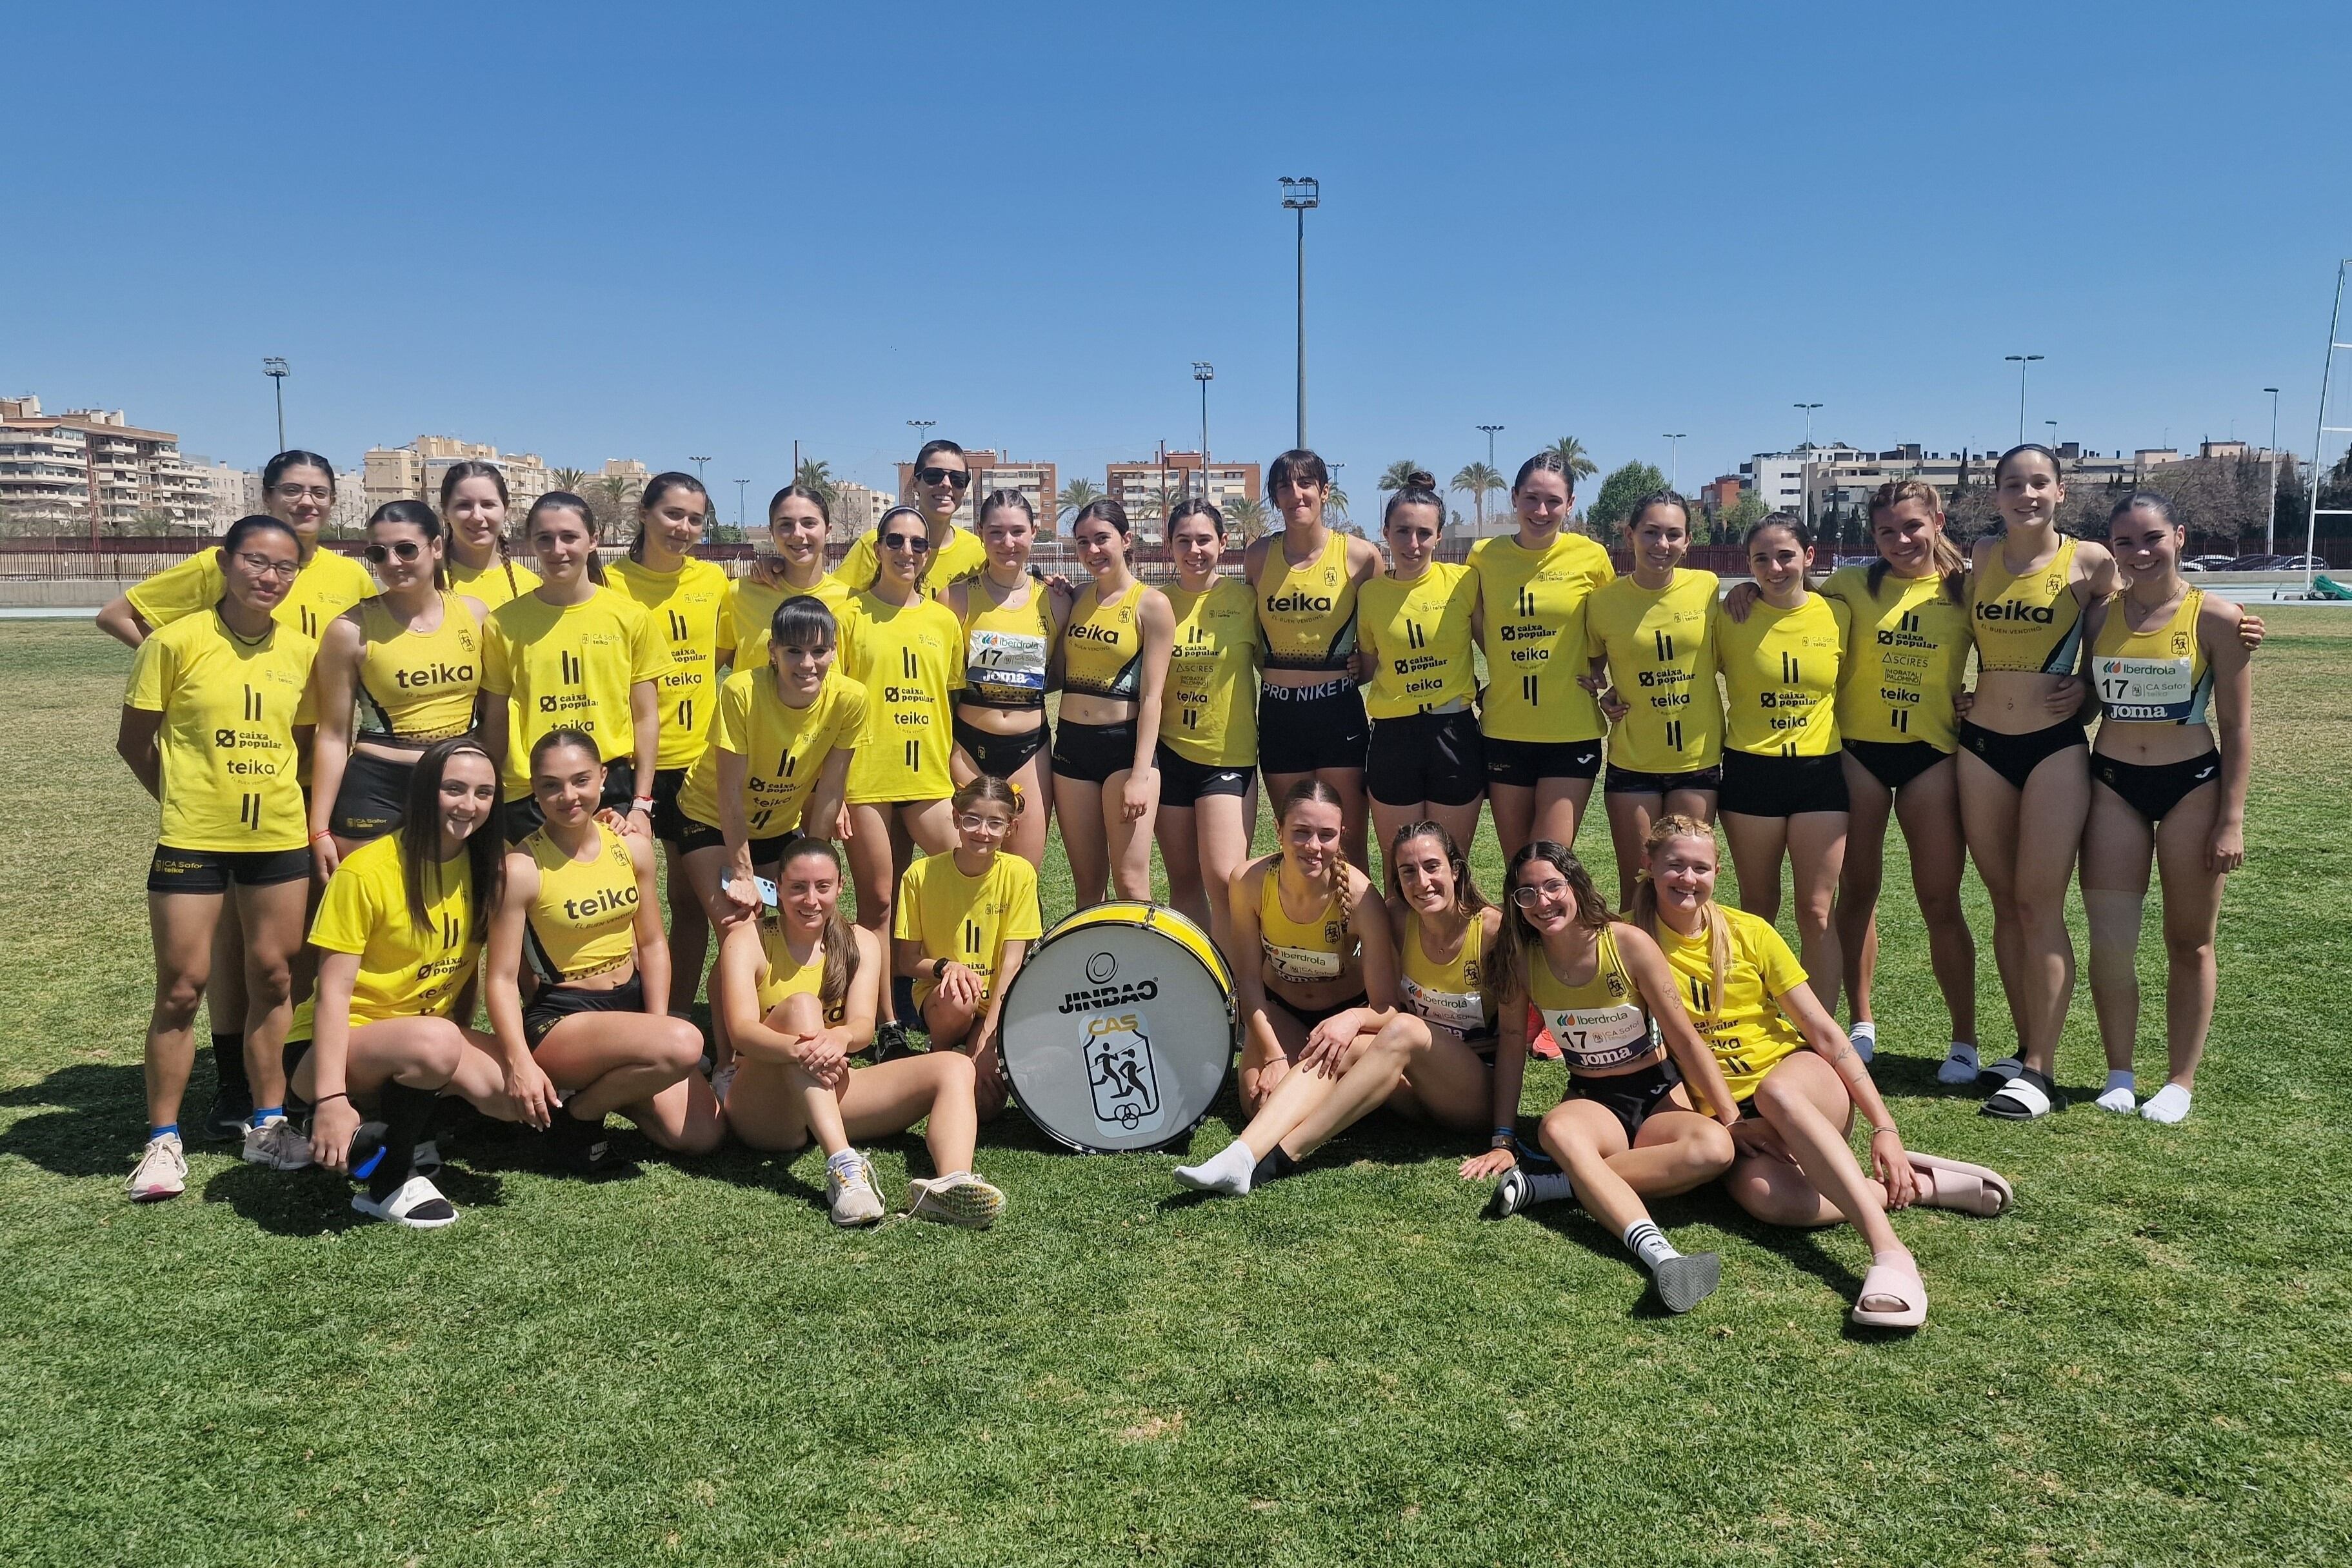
<box><xmin>1268</xmin><ymin>989</ymin><xmax>1370</xmax><ymax>1034</ymax></box>
<box><xmin>1366</xmin><ymin>707</ymin><xmax>1486</xmax><ymax>808</ymax></box>
<box><xmin>1956</xmin><ymin>718</ymin><xmax>2085</xmax><ymax>792</ymax></box>
<box><xmin>1566</xmin><ymin>1056</ymin><xmax>1683</xmax><ymax>1142</ymax></box>
<box><xmin>1052</xmin><ymin>717</ymin><xmax>1139</xmax><ymax>785</ymax></box>
<box><xmin>1719</xmin><ymin>750</ymin><xmax>1849</xmax><ymax>818</ymax></box>
<box><xmin>1604</xmin><ymin>762</ymin><xmax>1722</xmax><ymax>797</ymax></box>
<box><xmin>649</xmin><ymin>766</ymin><xmax>691</xmax><ymax>843</ymax></box>
<box><xmin>1155</xmin><ymin>742</ymin><xmax>1253</xmax><ymax>806</ymax></box>
<box><xmin>953</xmin><ymin>713</ymin><xmax>1049</xmax><ymax>781</ymax></box>
<box><xmin>524</xmin><ymin>972</ymin><xmax>646</xmax><ymax>1051</ymax></box>
<box><xmin>1484</xmin><ymin>735</ymin><xmax>1603</xmax><ymax>789</ymax></box>
<box><xmin>1257</xmin><ymin>679</ymin><xmax>1368</xmax><ymax>777</ymax></box>
<box><xmin>2091</xmin><ymin>749</ymin><xmax>2221</xmax><ymax>824</ymax></box>
<box><xmin>147</xmin><ymin>844</ymin><xmax>312</xmax><ymax>895</ymax></box>
<box><xmin>1846</xmin><ymin>739</ymin><xmax>1951</xmax><ymax>793</ymax></box>
<box><xmin>503</xmin><ymin>759</ymin><xmax>637</xmax><ymax>844</ymax></box>
<box><xmin>330</xmin><ymin>749</ymin><xmax>415</xmax><ymax>842</ymax></box>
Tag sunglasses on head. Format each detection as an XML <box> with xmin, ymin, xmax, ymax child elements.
<box><xmin>916</xmin><ymin>466</ymin><xmax>972</xmax><ymax>490</ymax></box>
<box><xmin>363</xmin><ymin>539</ymin><xmax>426</xmax><ymax>565</ymax></box>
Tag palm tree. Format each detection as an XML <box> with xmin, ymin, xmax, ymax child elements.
<box><xmin>1546</xmin><ymin>436</ymin><xmax>1598</xmax><ymax>482</ymax></box>
<box><xmin>1224</xmin><ymin>493</ymin><xmax>1271</xmax><ymax>542</ymax></box>
<box><xmin>1379</xmin><ymin>460</ymin><xmax>1423</xmax><ymax>501</ymax></box>
<box><xmin>1451</xmin><ymin>462</ymin><xmax>1506</xmax><ymax>534</ymax></box>
<box><xmin>1055</xmin><ymin>478</ymin><xmax>1102</xmax><ymax>531</ymax></box>
<box><xmin>550</xmin><ymin>467</ymin><xmax>590</xmax><ymax>494</ymax></box>
<box><xmin>794</xmin><ymin>458</ymin><xmax>837</xmax><ymax>504</ymax></box>
<box><xmin>1324</xmin><ymin>483</ymin><xmax>1350</xmax><ymax>521</ymax></box>
<box><xmin>592</xmin><ymin>474</ymin><xmax>635</xmax><ymax>535</ymax></box>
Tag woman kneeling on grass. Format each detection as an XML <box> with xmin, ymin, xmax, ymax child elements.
<box><xmin>289</xmin><ymin>740</ymin><xmax>526</xmax><ymax>1228</ymax></box>
<box><xmin>1633</xmin><ymin>814</ymin><xmax>2014</xmax><ymax>1327</ymax></box>
<box><xmin>1459</xmin><ymin>840</ymin><xmax>1744</xmax><ymax>1313</ymax></box>
<box><xmin>714</xmin><ymin>837</ymin><xmax>1004</xmax><ymax>1227</ymax></box>
<box><xmin>484</xmin><ymin>729</ymin><xmax>724</xmax><ymax>1174</ymax></box>
<box><xmin>1174</xmin><ymin>782</ymin><xmax>1445</xmax><ymax>1196</ymax></box>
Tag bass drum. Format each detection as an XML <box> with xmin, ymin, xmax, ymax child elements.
<box><xmin>999</xmin><ymin>902</ymin><xmax>1235</xmax><ymax>1153</ymax></box>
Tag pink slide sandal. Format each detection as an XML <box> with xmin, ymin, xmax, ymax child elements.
<box><xmin>1906</xmin><ymin>1151</ymin><xmax>2014</xmax><ymax>1217</ymax></box>
<box><xmin>1851</xmin><ymin>1250</ymin><xmax>1928</xmax><ymax>1329</ymax></box>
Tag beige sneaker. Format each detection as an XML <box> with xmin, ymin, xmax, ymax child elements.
<box><xmin>242</xmin><ymin>1114</ymin><xmax>314</xmax><ymax>1171</ymax></box>
<box><xmin>907</xmin><ymin>1172</ymin><xmax>1004</xmax><ymax>1229</ymax></box>
<box><xmin>127</xmin><ymin>1133</ymin><xmax>187</xmax><ymax>1202</ymax></box>
<box><xmin>826</xmin><ymin>1152</ymin><xmax>886</xmax><ymax>1227</ymax></box>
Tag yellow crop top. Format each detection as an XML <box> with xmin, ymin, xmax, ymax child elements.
<box><xmin>2091</xmin><ymin>587</ymin><xmax>2213</xmax><ymax>725</ymax></box>
<box><xmin>1524</xmin><ymin>924</ymin><xmax>1657</xmax><ymax>1075</ymax></box>
<box><xmin>958</xmin><ymin>576</ymin><xmax>1055</xmax><ymax>711</ymax></box>
<box><xmin>757</xmin><ymin>922</ymin><xmax>848</xmax><ymax>1026</ymax></box>
<box><xmin>1400</xmin><ymin>913</ymin><xmax>1495</xmax><ymax>1043</ymax></box>
<box><xmin>1470</xmin><ymin>531</ymin><xmax>1615</xmax><ymax>744</ymax></box>
<box><xmin>1584</xmin><ymin>570</ymin><xmax>1723</xmax><ymax>773</ymax></box>
<box><xmin>1161</xmin><ymin>578</ymin><xmax>1260</xmax><ymax>768</ymax></box>
<box><xmin>1823</xmin><ymin>564</ymin><xmax>1969</xmax><ymax>751</ymax></box>
<box><xmin>1971</xmin><ymin>535</ymin><xmax>2084</xmax><ymax>674</ymax></box>
<box><xmin>1061</xmin><ymin>581</ymin><xmax>1146</xmax><ymax>700</ymax></box>
<box><xmin>1255</xmin><ymin>861</ymin><xmax>1359</xmax><ymax>989</ymax></box>
<box><xmin>1716</xmin><ymin>592</ymin><xmax>1849</xmax><ymax>757</ymax></box>
<box><xmin>1256</xmin><ymin>531</ymin><xmax>1359</xmax><ymax>672</ymax></box>
<box><xmin>1359</xmin><ymin>562</ymin><xmax>1479</xmax><ymax>719</ymax></box>
<box><xmin>354</xmin><ymin>593</ymin><xmax>483</xmax><ymax>744</ymax></box>
<box><xmin>519</xmin><ymin>821</ymin><xmax>641</xmax><ymax>983</ymax></box>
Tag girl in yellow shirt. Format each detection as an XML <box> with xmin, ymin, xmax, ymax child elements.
<box><xmin>713</xmin><ymin>837</ymin><xmax>1006</xmax><ymax>1228</ymax></box>
<box><xmin>439</xmin><ymin>460</ymin><xmax>540</xmax><ymax>610</ymax></box>
<box><xmin>723</xmin><ymin>484</ymin><xmax>851</xmax><ymax>672</ymax></box>
<box><xmin>1051</xmin><ymin>499</ymin><xmax>1173</xmax><ymax>907</ymax></box>
<box><xmin>833</xmin><ymin>438</ymin><xmax>990</xmax><ymax>599</ymax></box>
<box><xmin>945</xmin><ymin>489</ymin><xmax>1068</xmax><ymax>873</ymax></box>
<box><xmin>484</xmin><ymin>730</ymin><xmax>722</xmax><ymax>1173</ymax></box>
<box><xmin>1153</xmin><ymin>499</ymin><xmax>1261</xmax><ymax>957</ymax></box>
<box><xmin>1634</xmin><ymin>815</ymin><xmax>2012</xmax><ymax>1328</ymax></box>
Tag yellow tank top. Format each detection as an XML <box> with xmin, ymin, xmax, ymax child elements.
<box><xmin>1823</xmin><ymin>564</ymin><xmax>1969</xmax><ymax>750</ymax></box>
<box><xmin>1061</xmin><ymin>581</ymin><xmax>1146</xmax><ymax>699</ymax></box>
<box><xmin>1469</xmin><ymin>531</ymin><xmax>1614</xmax><ymax>744</ymax></box>
<box><xmin>1717</xmin><ymin>591</ymin><xmax>1848</xmax><ymax>757</ymax></box>
<box><xmin>1524</xmin><ymin>924</ymin><xmax>1657</xmax><ymax>1073</ymax></box>
<box><xmin>1255</xmin><ymin>861</ymin><xmax>1359</xmax><ymax>989</ymax></box>
<box><xmin>1161</xmin><ymin>578</ymin><xmax>1260</xmax><ymax>767</ymax></box>
<box><xmin>959</xmin><ymin>575</ymin><xmax>1055</xmax><ymax>710</ymax></box>
<box><xmin>1256</xmin><ymin>531</ymin><xmax>1359</xmax><ymax>671</ymax></box>
<box><xmin>1359</xmin><ymin>562</ymin><xmax>1479</xmax><ymax>719</ymax></box>
<box><xmin>521</xmin><ymin>821</ymin><xmax>641</xmax><ymax>983</ymax></box>
<box><xmin>1971</xmin><ymin>535</ymin><xmax>2084</xmax><ymax>674</ymax></box>
<box><xmin>2091</xmin><ymin>587</ymin><xmax>2213</xmax><ymax>725</ymax></box>
<box><xmin>1400</xmin><ymin>913</ymin><xmax>1495</xmax><ymax>1042</ymax></box>
<box><xmin>756</xmin><ymin>921</ymin><xmax>848</xmax><ymax>1026</ymax></box>
<box><xmin>448</xmin><ymin>557</ymin><xmax>539</xmax><ymax>611</ymax></box>
<box><xmin>354</xmin><ymin>593</ymin><xmax>482</xmax><ymax>744</ymax></box>
<box><xmin>1584</xmin><ymin>570</ymin><xmax>1724</xmax><ymax>772</ymax></box>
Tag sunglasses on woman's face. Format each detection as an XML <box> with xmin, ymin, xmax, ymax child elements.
<box><xmin>881</xmin><ymin>533</ymin><xmax>933</xmax><ymax>553</ymax></box>
<box><xmin>916</xmin><ymin>466</ymin><xmax>972</xmax><ymax>490</ymax></box>
<box><xmin>363</xmin><ymin>539</ymin><xmax>426</xmax><ymax>565</ymax></box>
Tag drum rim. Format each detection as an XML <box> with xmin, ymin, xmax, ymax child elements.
<box><xmin>1001</xmin><ymin>913</ymin><xmax>1237</xmax><ymax>1155</ymax></box>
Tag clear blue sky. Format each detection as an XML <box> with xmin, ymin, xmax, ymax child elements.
<box><xmin>8</xmin><ymin>1</ymin><xmax>2345</xmax><ymax>516</ymax></box>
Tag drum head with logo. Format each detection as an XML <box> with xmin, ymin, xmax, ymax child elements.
<box><xmin>999</xmin><ymin>904</ymin><xmax>1235</xmax><ymax>1153</ymax></box>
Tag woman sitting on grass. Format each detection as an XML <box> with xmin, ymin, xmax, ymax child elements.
<box><xmin>713</xmin><ymin>837</ymin><xmax>1004</xmax><ymax>1228</ymax></box>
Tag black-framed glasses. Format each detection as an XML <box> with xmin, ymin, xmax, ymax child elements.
<box><xmin>881</xmin><ymin>534</ymin><xmax>933</xmax><ymax>553</ymax></box>
<box><xmin>916</xmin><ymin>466</ymin><xmax>972</xmax><ymax>490</ymax></box>
<box><xmin>363</xmin><ymin>539</ymin><xmax>425</xmax><ymax>565</ymax></box>
<box><xmin>1510</xmin><ymin>879</ymin><xmax>1571</xmax><ymax>909</ymax></box>
<box><xmin>234</xmin><ymin>551</ymin><xmax>300</xmax><ymax>580</ymax></box>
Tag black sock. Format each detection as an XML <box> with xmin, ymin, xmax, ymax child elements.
<box><xmin>370</xmin><ymin>1084</ymin><xmax>438</xmax><ymax>1200</ymax></box>
<box><xmin>211</xmin><ymin>1032</ymin><xmax>248</xmax><ymax>1092</ymax></box>
<box><xmin>1251</xmin><ymin>1146</ymin><xmax>1301</xmax><ymax>1186</ymax></box>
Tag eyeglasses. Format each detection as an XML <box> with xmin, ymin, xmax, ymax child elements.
<box><xmin>234</xmin><ymin>552</ymin><xmax>300</xmax><ymax>580</ymax></box>
<box><xmin>881</xmin><ymin>534</ymin><xmax>933</xmax><ymax>553</ymax></box>
<box><xmin>363</xmin><ymin>539</ymin><xmax>425</xmax><ymax>565</ymax></box>
<box><xmin>957</xmin><ymin>813</ymin><xmax>1010</xmax><ymax>834</ymax></box>
<box><xmin>272</xmin><ymin>484</ymin><xmax>333</xmax><ymax>502</ymax></box>
<box><xmin>916</xmin><ymin>466</ymin><xmax>972</xmax><ymax>491</ymax></box>
<box><xmin>1510</xmin><ymin>880</ymin><xmax>1571</xmax><ymax>909</ymax></box>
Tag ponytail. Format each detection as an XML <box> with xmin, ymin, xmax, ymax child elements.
<box><xmin>773</xmin><ymin>839</ymin><xmax>861</xmax><ymax>1020</ymax></box>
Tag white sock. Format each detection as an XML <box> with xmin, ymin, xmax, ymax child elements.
<box><xmin>1848</xmin><ymin>1021</ymin><xmax>1877</xmax><ymax>1062</ymax></box>
<box><xmin>2140</xmin><ymin>1084</ymin><xmax>2193</xmax><ymax>1124</ymax></box>
<box><xmin>1936</xmin><ymin>1042</ymin><xmax>1982</xmax><ymax>1084</ymax></box>
<box><xmin>2095</xmin><ymin>1070</ymin><xmax>2137</xmax><ymax>1114</ymax></box>
<box><xmin>826</xmin><ymin>1147</ymin><xmax>864</xmax><ymax>1176</ymax></box>
<box><xmin>1174</xmin><ymin>1140</ymin><xmax>1256</xmax><ymax>1195</ymax></box>
<box><xmin>1622</xmin><ymin>1218</ymin><xmax>1680</xmax><ymax>1273</ymax></box>
<box><xmin>935</xmin><ymin>1169</ymin><xmax>972</xmax><ymax>1185</ymax></box>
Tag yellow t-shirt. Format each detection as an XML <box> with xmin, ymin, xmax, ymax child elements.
<box><xmin>481</xmin><ymin>587</ymin><xmax>672</xmax><ymax>800</ymax></box>
<box><xmin>606</xmin><ymin>555</ymin><xmax>735</xmax><ymax>770</ymax></box>
<box><xmin>1655</xmin><ymin>904</ymin><xmax>1809</xmax><ymax>1104</ymax></box>
<box><xmin>1359</xmin><ymin>562</ymin><xmax>1479</xmax><ymax>719</ymax></box>
<box><xmin>448</xmin><ymin>557</ymin><xmax>541</xmax><ymax>611</ymax></box>
<box><xmin>677</xmin><ymin>668</ymin><xmax>869</xmax><ymax>837</ymax></box>
<box><xmin>1468</xmin><ymin>531</ymin><xmax>1615</xmax><ymax>744</ymax></box>
<box><xmin>893</xmin><ymin>849</ymin><xmax>1042</xmax><ymax>1009</ymax></box>
<box><xmin>837</xmin><ymin>592</ymin><xmax>964</xmax><ymax>804</ymax></box>
<box><xmin>1584</xmin><ymin>570</ymin><xmax>1723</xmax><ymax>773</ymax></box>
<box><xmin>1161</xmin><ymin>578</ymin><xmax>1260</xmax><ymax>768</ymax></box>
<box><xmin>352</xmin><ymin>593</ymin><xmax>483</xmax><ymax>744</ymax></box>
<box><xmin>292</xmin><ymin>835</ymin><xmax>480</xmax><ymax>1037</ymax></box>
<box><xmin>1822</xmin><ymin>564</ymin><xmax>1969</xmax><ymax>751</ymax></box>
<box><xmin>124</xmin><ymin>610</ymin><xmax>319</xmax><ymax>852</ymax></box>
<box><xmin>519</xmin><ymin>821</ymin><xmax>641</xmax><ymax>983</ymax></box>
<box><xmin>833</xmin><ymin>524</ymin><xmax>990</xmax><ymax>602</ymax></box>
<box><xmin>1717</xmin><ymin>592</ymin><xmax>1849</xmax><ymax>757</ymax></box>
<box><xmin>127</xmin><ymin>545</ymin><xmax>376</xmax><ymax>643</ymax></box>
<box><xmin>724</xmin><ymin>571</ymin><xmax>851</xmax><ymax>673</ymax></box>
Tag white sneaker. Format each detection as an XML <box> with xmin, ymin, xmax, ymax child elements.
<box><xmin>826</xmin><ymin>1153</ymin><xmax>886</xmax><ymax>1227</ymax></box>
<box><xmin>242</xmin><ymin>1114</ymin><xmax>314</xmax><ymax>1171</ymax></box>
<box><xmin>908</xmin><ymin>1172</ymin><xmax>1006</xmax><ymax>1229</ymax></box>
<box><xmin>351</xmin><ymin>1175</ymin><xmax>460</xmax><ymax>1229</ymax></box>
<box><xmin>128</xmin><ymin>1133</ymin><xmax>187</xmax><ymax>1202</ymax></box>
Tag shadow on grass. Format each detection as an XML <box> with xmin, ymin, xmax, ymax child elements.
<box><xmin>200</xmin><ymin>1158</ymin><xmax>510</xmax><ymax>1236</ymax></box>
<box><xmin>0</xmin><ymin>1060</ymin><xmax>153</xmax><ymax>1178</ymax></box>
<box><xmin>1869</xmin><ymin>1048</ymin><xmax>2107</xmax><ymax>1113</ymax></box>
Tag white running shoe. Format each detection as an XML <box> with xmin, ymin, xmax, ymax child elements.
<box><xmin>826</xmin><ymin>1152</ymin><xmax>887</xmax><ymax>1227</ymax></box>
<box><xmin>242</xmin><ymin>1114</ymin><xmax>314</xmax><ymax>1171</ymax></box>
<box><xmin>127</xmin><ymin>1133</ymin><xmax>187</xmax><ymax>1202</ymax></box>
<box><xmin>351</xmin><ymin>1175</ymin><xmax>460</xmax><ymax>1229</ymax></box>
<box><xmin>908</xmin><ymin>1172</ymin><xmax>1006</xmax><ymax>1229</ymax></box>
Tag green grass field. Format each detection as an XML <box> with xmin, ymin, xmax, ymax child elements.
<box><xmin>3</xmin><ymin>613</ymin><xmax>2347</xmax><ymax>1566</ymax></box>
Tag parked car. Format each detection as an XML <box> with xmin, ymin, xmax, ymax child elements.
<box><xmin>2224</xmin><ymin>555</ymin><xmax>2282</xmax><ymax>571</ymax></box>
<box><xmin>2186</xmin><ymin>554</ymin><xmax>2238</xmax><ymax>571</ymax></box>
<box><xmin>2275</xmin><ymin>554</ymin><xmax>2326</xmax><ymax>571</ymax></box>
<box><xmin>2179</xmin><ymin>560</ymin><xmax>2207</xmax><ymax>572</ymax></box>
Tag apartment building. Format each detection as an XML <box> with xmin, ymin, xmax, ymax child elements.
<box><xmin>182</xmin><ymin>455</ymin><xmax>261</xmax><ymax>530</ymax></box>
<box><xmin>0</xmin><ymin>395</ymin><xmax>209</xmax><ymax>535</ymax></box>
<box><xmin>1741</xmin><ymin>439</ymin><xmax>2283</xmax><ymax>522</ymax></box>
<box><xmin>363</xmin><ymin>435</ymin><xmax>557</xmax><ymax>517</ymax></box>
<box><xmin>1105</xmin><ymin>451</ymin><xmax>1260</xmax><ymax>539</ymax></box>
<box><xmin>829</xmin><ymin>480</ymin><xmax>893</xmax><ymax>541</ymax></box>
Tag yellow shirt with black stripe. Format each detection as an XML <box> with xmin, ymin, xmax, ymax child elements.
<box><xmin>290</xmin><ymin>835</ymin><xmax>481</xmax><ymax>1038</ymax></box>
<box><xmin>353</xmin><ymin>593</ymin><xmax>483</xmax><ymax>744</ymax></box>
<box><xmin>832</xmin><ymin>524</ymin><xmax>989</xmax><ymax>603</ymax></box>
<box><xmin>1161</xmin><ymin>578</ymin><xmax>1260</xmax><ymax>767</ymax></box>
<box><xmin>1971</xmin><ymin>535</ymin><xmax>2084</xmax><ymax>674</ymax></box>
<box><xmin>1255</xmin><ymin>530</ymin><xmax>1359</xmax><ymax>671</ymax></box>
<box><xmin>723</xmin><ymin>571</ymin><xmax>851</xmax><ymax>673</ymax></box>
<box><xmin>127</xmin><ymin>545</ymin><xmax>376</xmax><ymax>643</ymax></box>
<box><xmin>1359</xmin><ymin>562</ymin><xmax>1479</xmax><ymax>719</ymax></box>
<box><xmin>125</xmin><ymin>610</ymin><xmax>319</xmax><ymax>852</ymax></box>
<box><xmin>677</xmin><ymin>667</ymin><xmax>869</xmax><ymax>838</ymax></box>
<box><xmin>894</xmin><ymin>849</ymin><xmax>1041</xmax><ymax>1009</ymax></box>
<box><xmin>2091</xmin><ymin>587</ymin><xmax>2215</xmax><ymax>724</ymax></box>
<box><xmin>481</xmin><ymin>586</ymin><xmax>672</xmax><ymax>801</ymax></box>
<box><xmin>1822</xmin><ymin>565</ymin><xmax>1968</xmax><ymax>750</ymax></box>
<box><xmin>1717</xmin><ymin>591</ymin><xmax>1848</xmax><ymax>757</ymax></box>
<box><xmin>1583</xmin><ymin>570</ymin><xmax>1722</xmax><ymax>772</ymax></box>
<box><xmin>1656</xmin><ymin>905</ymin><xmax>1810</xmax><ymax>1104</ymax></box>
<box><xmin>606</xmin><ymin>555</ymin><xmax>735</xmax><ymax>769</ymax></box>
<box><xmin>959</xmin><ymin>577</ymin><xmax>1057</xmax><ymax>711</ymax></box>
<box><xmin>837</xmin><ymin>591</ymin><xmax>964</xmax><ymax>804</ymax></box>
<box><xmin>1469</xmin><ymin>531</ymin><xmax>1614</xmax><ymax>744</ymax></box>
<box><xmin>448</xmin><ymin>557</ymin><xmax>541</xmax><ymax>611</ymax></box>
<box><xmin>1061</xmin><ymin>581</ymin><xmax>1146</xmax><ymax>699</ymax></box>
